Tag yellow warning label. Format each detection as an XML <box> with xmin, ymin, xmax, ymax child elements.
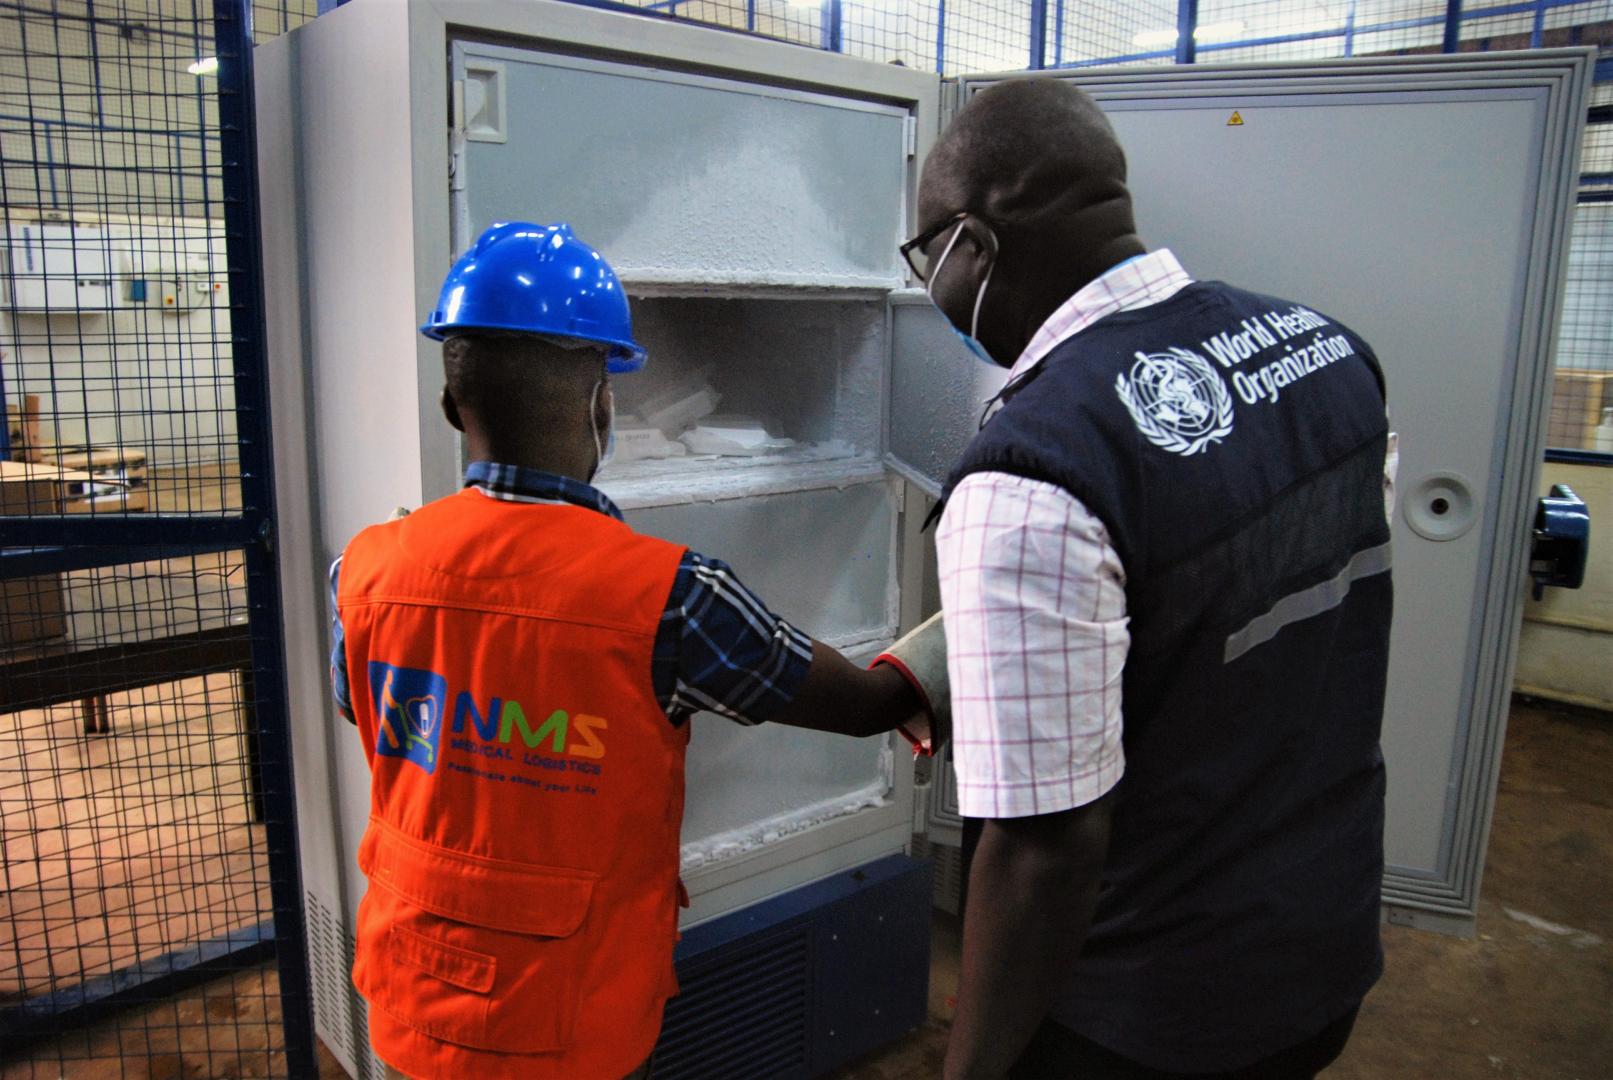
<box><xmin>1227</xmin><ymin>110</ymin><xmax>1245</xmax><ymax>126</ymax></box>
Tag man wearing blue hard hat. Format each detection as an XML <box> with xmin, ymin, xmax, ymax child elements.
<box><xmin>327</xmin><ymin>222</ymin><xmax>951</xmax><ymax>1080</ymax></box>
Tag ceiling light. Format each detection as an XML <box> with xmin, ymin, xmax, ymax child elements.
<box><xmin>1194</xmin><ymin>20</ymin><xmax>1247</xmax><ymax>42</ymax></box>
<box><xmin>1132</xmin><ymin>19</ymin><xmax>1246</xmax><ymax>48</ymax></box>
<box><xmin>1133</xmin><ymin>27</ymin><xmax>1178</xmax><ymax>47</ymax></box>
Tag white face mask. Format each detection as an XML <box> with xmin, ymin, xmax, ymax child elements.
<box><xmin>927</xmin><ymin>220</ymin><xmax>999</xmax><ymax>367</ymax></box>
<box><xmin>589</xmin><ymin>376</ymin><xmax>615</xmax><ymax>479</ymax></box>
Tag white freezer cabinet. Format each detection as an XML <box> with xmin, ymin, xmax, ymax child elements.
<box><xmin>2</xmin><ymin>224</ymin><xmax>114</xmax><ymax>311</ymax></box>
<box><xmin>258</xmin><ymin>3</ymin><xmax>1589</xmax><ymax>1075</ymax></box>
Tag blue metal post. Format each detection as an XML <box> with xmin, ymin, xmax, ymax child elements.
<box><xmin>1053</xmin><ymin>0</ymin><xmax>1065</xmax><ymax>67</ymax></box>
<box><xmin>212</xmin><ymin>2</ymin><xmax>318</xmax><ymax>1077</ymax></box>
<box><xmin>936</xmin><ymin>0</ymin><xmax>947</xmax><ymax>74</ymax></box>
<box><xmin>1029</xmin><ymin>0</ymin><xmax>1047</xmax><ymax>69</ymax></box>
<box><xmin>1530</xmin><ymin>0</ymin><xmax>1545</xmax><ymax>47</ymax></box>
<box><xmin>823</xmin><ymin>0</ymin><xmax>843</xmax><ymax>51</ymax></box>
<box><xmin>1176</xmin><ymin>0</ymin><xmax>1199</xmax><ymax>63</ymax></box>
<box><xmin>1442</xmin><ymin>0</ymin><xmax>1462</xmax><ymax>51</ymax></box>
<box><xmin>1344</xmin><ymin>0</ymin><xmax>1357</xmax><ymax>55</ymax></box>
<box><xmin>746</xmin><ymin>0</ymin><xmax>756</xmax><ymax>32</ymax></box>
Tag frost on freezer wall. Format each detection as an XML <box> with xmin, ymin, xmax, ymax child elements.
<box><xmin>681</xmin><ymin>741</ymin><xmax>897</xmax><ymax>871</ymax></box>
<box><xmin>620</xmin><ymin>297</ymin><xmax>886</xmax><ymax>453</ymax></box>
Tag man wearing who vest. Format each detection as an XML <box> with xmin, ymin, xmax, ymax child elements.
<box><xmin>910</xmin><ymin>82</ymin><xmax>1399</xmax><ymax>1079</ymax></box>
<box><xmin>328</xmin><ymin>222</ymin><xmax>950</xmax><ymax>1080</ymax></box>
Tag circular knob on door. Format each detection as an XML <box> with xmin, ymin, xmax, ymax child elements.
<box><xmin>1404</xmin><ymin>472</ymin><xmax>1478</xmax><ymax>542</ymax></box>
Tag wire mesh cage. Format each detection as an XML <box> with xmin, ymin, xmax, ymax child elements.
<box><xmin>1</xmin><ymin>1</ymin><xmax>315</xmax><ymax>1076</ymax></box>
<box><xmin>0</xmin><ymin>0</ymin><xmax>1607</xmax><ymax>1075</ymax></box>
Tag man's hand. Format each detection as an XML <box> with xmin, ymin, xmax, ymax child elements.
<box><xmin>944</xmin><ymin>794</ymin><xmax>1114</xmax><ymax>1080</ymax></box>
<box><xmin>768</xmin><ymin>640</ymin><xmax>927</xmax><ymax>738</ymax></box>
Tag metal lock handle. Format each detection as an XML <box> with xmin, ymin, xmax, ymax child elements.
<box><xmin>1530</xmin><ymin>483</ymin><xmax>1590</xmax><ymax>601</ymax></box>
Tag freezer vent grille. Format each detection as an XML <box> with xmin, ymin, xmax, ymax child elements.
<box><xmin>305</xmin><ymin>892</ymin><xmax>353</xmax><ymax>1059</ymax></box>
<box><xmin>652</xmin><ymin>928</ymin><xmax>811</xmax><ymax>1080</ymax></box>
<box><xmin>911</xmin><ymin>835</ymin><xmax>965</xmax><ymax>915</ymax></box>
<box><xmin>305</xmin><ymin>890</ymin><xmax>378</xmax><ymax>1078</ymax></box>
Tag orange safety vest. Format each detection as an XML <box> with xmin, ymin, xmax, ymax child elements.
<box><xmin>337</xmin><ymin>487</ymin><xmax>689</xmax><ymax>1080</ymax></box>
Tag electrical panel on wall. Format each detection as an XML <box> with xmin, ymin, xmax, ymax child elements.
<box><xmin>2</xmin><ymin>223</ymin><xmax>114</xmax><ymax>312</ymax></box>
<box><xmin>119</xmin><ymin>250</ymin><xmax>226</xmax><ymax>313</ymax></box>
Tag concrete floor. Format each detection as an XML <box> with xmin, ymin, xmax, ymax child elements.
<box><xmin>829</xmin><ymin>697</ymin><xmax>1613</xmax><ymax>1080</ymax></box>
<box><xmin>9</xmin><ymin>697</ymin><xmax>1607</xmax><ymax>1078</ymax></box>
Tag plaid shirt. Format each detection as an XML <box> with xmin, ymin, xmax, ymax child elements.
<box><xmin>330</xmin><ymin>461</ymin><xmax>813</xmax><ymax>727</ymax></box>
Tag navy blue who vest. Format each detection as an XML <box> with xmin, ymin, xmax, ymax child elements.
<box><xmin>944</xmin><ymin>280</ymin><xmax>1393</xmax><ymax>1071</ymax></box>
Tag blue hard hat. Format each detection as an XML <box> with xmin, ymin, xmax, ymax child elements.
<box><xmin>421</xmin><ymin>222</ymin><xmax>646</xmax><ymax>374</ymax></box>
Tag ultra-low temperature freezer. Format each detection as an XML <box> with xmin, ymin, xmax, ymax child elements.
<box><xmin>256</xmin><ymin>4</ymin><xmax>1589</xmax><ymax>1074</ymax></box>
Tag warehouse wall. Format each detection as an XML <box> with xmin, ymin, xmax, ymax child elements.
<box><xmin>0</xmin><ymin>0</ymin><xmax>316</xmax><ymax>468</ymax></box>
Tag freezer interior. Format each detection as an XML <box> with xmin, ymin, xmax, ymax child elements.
<box><xmin>596</xmin><ymin>296</ymin><xmax>887</xmax><ymax>507</ymax></box>
<box><xmin>596</xmin><ymin>296</ymin><xmax>904</xmax><ymax>884</ymax></box>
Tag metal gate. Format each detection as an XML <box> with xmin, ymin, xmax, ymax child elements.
<box><xmin>0</xmin><ymin>2</ymin><xmax>315</xmax><ymax>1075</ymax></box>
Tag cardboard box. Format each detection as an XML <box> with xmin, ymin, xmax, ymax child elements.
<box><xmin>4</xmin><ymin>393</ymin><xmax>42</xmax><ymax>462</ymax></box>
<box><xmin>1547</xmin><ymin>369</ymin><xmax>1612</xmax><ymax>451</ymax></box>
<box><xmin>39</xmin><ymin>446</ymin><xmax>149</xmax><ymax>513</ymax></box>
<box><xmin>0</xmin><ymin>460</ymin><xmax>91</xmax><ymax>647</ymax></box>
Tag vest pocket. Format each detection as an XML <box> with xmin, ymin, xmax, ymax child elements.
<box><xmin>355</xmin><ymin>822</ymin><xmax>599</xmax><ymax>1053</ymax></box>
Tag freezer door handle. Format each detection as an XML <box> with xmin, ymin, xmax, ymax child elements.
<box><xmin>1530</xmin><ymin>484</ymin><xmax>1590</xmax><ymax>600</ymax></box>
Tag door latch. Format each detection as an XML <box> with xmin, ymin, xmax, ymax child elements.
<box><xmin>1529</xmin><ymin>484</ymin><xmax>1589</xmax><ymax>600</ymax></box>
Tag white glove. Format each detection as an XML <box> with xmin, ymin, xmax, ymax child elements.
<box><xmin>871</xmin><ymin>611</ymin><xmax>949</xmax><ymax>757</ymax></box>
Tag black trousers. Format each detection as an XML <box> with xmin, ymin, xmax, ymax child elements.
<box><xmin>1006</xmin><ymin>1006</ymin><xmax>1361</xmax><ymax>1080</ymax></box>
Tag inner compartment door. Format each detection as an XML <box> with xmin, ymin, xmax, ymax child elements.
<box><xmin>451</xmin><ymin>41</ymin><xmax>910</xmax><ymax>287</ymax></box>
<box><xmin>885</xmin><ymin>290</ymin><xmax>1008</xmax><ymax>497</ymax></box>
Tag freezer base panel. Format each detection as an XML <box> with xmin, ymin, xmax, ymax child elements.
<box><xmin>656</xmin><ymin>854</ymin><xmax>932</xmax><ymax>1080</ymax></box>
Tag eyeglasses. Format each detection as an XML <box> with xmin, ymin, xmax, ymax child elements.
<box><xmin>899</xmin><ymin>212</ymin><xmax>969</xmax><ymax>282</ymax></box>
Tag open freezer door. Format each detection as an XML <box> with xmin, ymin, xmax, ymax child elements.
<box><xmin>954</xmin><ymin>53</ymin><xmax>1590</xmax><ymax>931</ymax></box>
<box><xmin>885</xmin><ymin>289</ymin><xmax>1009</xmax><ymax>497</ymax></box>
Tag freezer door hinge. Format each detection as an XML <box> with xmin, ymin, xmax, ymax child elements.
<box><xmin>904</xmin><ymin>113</ymin><xmax>918</xmax><ymax>158</ymax></box>
<box><xmin>450</xmin><ymin>80</ymin><xmax>467</xmax><ymax>191</ymax></box>
<box><xmin>941</xmin><ymin>77</ymin><xmax>960</xmax><ymax>128</ymax></box>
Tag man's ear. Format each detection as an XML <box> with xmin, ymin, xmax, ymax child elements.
<box><xmin>440</xmin><ymin>385</ymin><xmax>465</xmax><ymax>433</ymax></box>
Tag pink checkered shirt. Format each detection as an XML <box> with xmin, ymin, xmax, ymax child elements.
<box><xmin>938</xmin><ymin>250</ymin><xmax>1396</xmax><ymax>819</ymax></box>
<box><xmin>936</xmin><ymin>250</ymin><xmax>1191</xmax><ymax>819</ymax></box>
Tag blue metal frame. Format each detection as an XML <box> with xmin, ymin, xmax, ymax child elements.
<box><xmin>1443</xmin><ymin>0</ymin><xmax>1463</xmax><ymax>51</ymax></box>
<box><xmin>1029</xmin><ymin>0</ymin><xmax>1047</xmax><ymax>70</ymax></box>
<box><xmin>0</xmin><ymin>921</ymin><xmax>277</xmax><ymax>1058</ymax></box>
<box><xmin>213</xmin><ymin>3</ymin><xmax>318</xmax><ymax>1074</ymax></box>
<box><xmin>1546</xmin><ymin>448</ymin><xmax>1613</xmax><ymax>466</ymax></box>
<box><xmin>823</xmin><ymin>0</ymin><xmax>843</xmax><ymax>52</ymax></box>
<box><xmin>1176</xmin><ymin>0</ymin><xmax>1199</xmax><ymax>64</ymax></box>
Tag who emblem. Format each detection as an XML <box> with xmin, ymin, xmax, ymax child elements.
<box><xmin>1115</xmin><ymin>347</ymin><xmax>1235</xmax><ymax>457</ymax></box>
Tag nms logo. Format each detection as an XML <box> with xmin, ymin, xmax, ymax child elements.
<box><xmin>368</xmin><ymin>663</ymin><xmax>446</xmax><ymax>775</ymax></box>
<box><xmin>450</xmin><ymin>689</ymin><xmax>608</xmax><ymax>761</ymax></box>
<box><xmin>367</xmin><ymin>661</ymin><xmax>608</xmax><ymax>775</ymax></box>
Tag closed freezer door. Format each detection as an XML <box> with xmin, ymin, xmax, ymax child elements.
<box><xmin>942</xmin><ymin>58</ymin><xmax>1586</xmax><ymax>922</ymax></box>
<box><xmin>941</xmin><ymin>54</ymin><xmax>1587</xmax><ymax>928</ymax></box>
<box><xmin>451</xmin><ymin>42</ymin><xmax>910</xmax><ymax>289</ymax></box>
<box><xmin>1100</xmin><ymin>90</ymin><xmax>1546</xmax><ymax>895</ymax></box>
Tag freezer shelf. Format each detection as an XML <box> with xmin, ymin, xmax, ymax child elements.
<box><xmin>598</xmin><ymin>445</ymin><xmax>885</xmax><ymax>510</ymax></box>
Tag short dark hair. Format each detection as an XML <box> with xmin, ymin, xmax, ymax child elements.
<box><xmin>442</xmin><ymin>333</ymin><xmax>605</xmax><ymax>432</ymax></box>
<box><xmin>922</xmin><ymin>79</ymin><xmax>1129</xmax><ymax>233</ymax></box>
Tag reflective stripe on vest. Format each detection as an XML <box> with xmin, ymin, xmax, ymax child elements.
<box><xmin>338</xmin><ymin>489</ymin><xmax>687</xmax><ymax>1079</ymax></box>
